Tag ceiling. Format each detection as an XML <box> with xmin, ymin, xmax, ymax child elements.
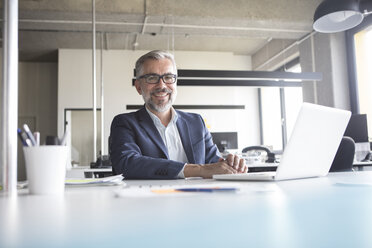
<box><xmin>4</xmin><ymin>0</ymin><xmax>323</xmax><ymax>61</ymax></box>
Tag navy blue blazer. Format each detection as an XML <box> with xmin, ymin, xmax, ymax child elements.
<box><xmin>109</xmin><ymin>107</ymin><xmax>221</xmax><ymax>179</ymax></box>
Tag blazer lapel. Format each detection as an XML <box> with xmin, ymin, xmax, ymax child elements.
<box><xmin>137</xmin><ymin>107</ymin><xmax>169</xmax><ymax>159</ymax></box>
<box><xmin>176</xmin><ymin>113</ymin><xmax>196</xmax><ymax>164</ymax></box>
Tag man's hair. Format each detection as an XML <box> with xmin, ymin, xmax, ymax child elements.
<box><xmin>135</xmin><ymin>50</ymin><xmax>177</xmax><ymax>78</ymax></box>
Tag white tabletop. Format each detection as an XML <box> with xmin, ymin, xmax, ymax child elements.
<box><xmin>1</xmin><ymin>171</ymin><xmax>372</xmax><ymax>248</ymax></box>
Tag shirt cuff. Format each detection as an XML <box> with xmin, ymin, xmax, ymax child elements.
<box><xmin>177</xmin><ymin>163</ymin><xmax>187</xmax><ymax>179</ymax></box>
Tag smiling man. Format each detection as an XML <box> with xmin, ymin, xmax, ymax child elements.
<box><xmin>109</xmin><ymin>50</ymin><xmax>247</xmax><ymax>179</ymax></box>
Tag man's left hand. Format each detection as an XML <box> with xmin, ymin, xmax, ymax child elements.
<box><xmin>219</xmin><ymin>154</ymin><xmax>248</xmax><ymax>173</ymax></box>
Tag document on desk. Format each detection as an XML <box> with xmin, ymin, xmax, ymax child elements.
<box><xmin>16</xmin><ymin>175</ymin><xmax>125</xmax><ymax>188</ymax></box>
<box><xmin>65</xmin><ymin>175</ymin><xmax>125</xmax><ymax>186</ymax></box>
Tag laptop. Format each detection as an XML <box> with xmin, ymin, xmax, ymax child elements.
<box><xmin>213</xmin><ymin>103</ymin><xmax>351</xmax><ymax>181</ymax></box>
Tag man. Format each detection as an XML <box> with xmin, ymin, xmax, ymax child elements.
<box><xmin>110</xmin><ymin>50</ymin><xmax>247</xmax><ymax>179</ymax></box>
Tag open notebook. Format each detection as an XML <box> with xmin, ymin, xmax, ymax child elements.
<box><xmin>213</xmin><ymin>103</ymin><xmax>351</xmax><ymax>181</ymax></box>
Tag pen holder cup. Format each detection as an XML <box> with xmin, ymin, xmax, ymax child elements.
<box><xmin>23</xmin><ymin>146</ymin><xmax>69</xmax><ymax>195</ymax></box>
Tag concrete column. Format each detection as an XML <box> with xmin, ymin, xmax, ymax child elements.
<box><xmin>299</xmin><ymin>32</ymin><xmax>351</xmax><ymax>110</ymax></box>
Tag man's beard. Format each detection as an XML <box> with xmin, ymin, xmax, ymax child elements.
<box><xmin>142</xmin><ymin>87</ymin><xmax>176</xmax><ymax>113</ymax></box>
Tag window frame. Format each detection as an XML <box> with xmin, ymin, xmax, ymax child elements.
<box><xmin>346</xmin><ymin>14</ymin><xmax>372</xmax><ymax>114</ymax></box>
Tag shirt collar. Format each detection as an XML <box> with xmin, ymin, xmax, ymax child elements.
<box><xmin>145</xmin><ymin>106</ymin><xmax>178</xmax><ymax>127</ymax></box>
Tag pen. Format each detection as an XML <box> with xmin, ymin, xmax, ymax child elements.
<box><xmin>25</xmin><ymin>139</ymin><xmax>32</xmax><ymax>147</ymax></box>
<box><xmin>33</xmin><ymin>132</ymin><xmax>40</xmax><ymax>146</ymax></box>
<box><xmin>21</xmin><ymin>132</ymin><xmax>30</xmax><ymax>145</ymax></box>
<box><xmin>175</xmin><ymin>187</ymin><xmax>237</xmax><ymax>193</ymax></box>
<box><xmin>17</xmin><ymin>128</ymin><xmax>27</xmax><ymax>146</ymax></box>
<box><xmin>23</xmin><ymin>124</ymin><xmax>37</xmax><ymax>146</ymax></box>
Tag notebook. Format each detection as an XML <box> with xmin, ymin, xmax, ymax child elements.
<box><xmin>213</xmin><ymin>103</ymin><xmax>351</xmax><ymax>181</ymax></box>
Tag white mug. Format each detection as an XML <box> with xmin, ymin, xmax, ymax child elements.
<box><xmin>23</xmin><ymin>146</ymin><xmax>69</xmax><ymax>195</ymax></box>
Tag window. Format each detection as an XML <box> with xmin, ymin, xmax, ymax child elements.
<box><xmin>65</xmin><ymin>109</ymin><xmax>102</xmax><ymax>166</ymax></box>
<box><xmin>347</xmin><ymin>15</ymin><xmax>372</xmax><ymax>143</ymax></box>
<box><xmin>260</xmin><ymin>59</ymin><xmax>303</xmax><ymax>151</ymax></box>
<box><xmin>354</xmin><ymin>25</ymin><xmax>372</xmax><ymax>138</ymax></box>
<box><xmin>260</xmin><ymin>87</ymin><xmax>282</xmax><ymax>150</ymax></box>
<box><xmin>283</xmin><ymin>64</ymin><xmax>303</xmax><ymax>142</ymax></box>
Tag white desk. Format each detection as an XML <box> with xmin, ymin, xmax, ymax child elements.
<box><xmin>1</xmin><ymin>171</ymin><xmax>372</xmax><ymax>248</ymax></box>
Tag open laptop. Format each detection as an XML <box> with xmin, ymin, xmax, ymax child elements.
<box><xmin>213</xmin><ymin>103</ymin><xmax>351</xmax><ymax>181</ymax></box>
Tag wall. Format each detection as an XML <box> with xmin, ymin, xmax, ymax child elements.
<box><xmin>0</xmin><ymin>61</ymin><xmax>58</xmax><ymax>181</ymax></box>
<box><xmin>58</xmin><ymin>49</ymin><xmax>260</xmax><ymax>162</ymax></box>
<box><xmin>252</xmin><ymin>32</ymin><xmax>351</xmax><ymax>111</ymax></box>
<box><xmin>18</xmin><ymin>62</ymin><xmax>58</xmax><ymax>180</ymax></box>
<box><xmin>330</xmin><ymin>33</ymin><xmax>351</xmax><ymax>110</ymax></box>
<box><xmin>252</xmin><ymin>39</ymin><xmax>299</xmax><ymax>71</ymax></box>
<box><xmin>299</xmin><ymin>32</ymin><xmax>350</xmax><ymax>110</ymax></box>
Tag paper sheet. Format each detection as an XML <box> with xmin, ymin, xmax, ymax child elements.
<box><xmin>16</xmin><ymin>175</ymin><xmax>125</xmax><ymax>188</ymax></box>
<box><xmin>65</xmin><ymin>175</ymin><xmax>124</xmax><ymax>186</ymax></box>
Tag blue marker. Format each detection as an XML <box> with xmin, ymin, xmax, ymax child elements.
<box><xmin>175</xmin><ymin>187</ymin><xmax>237</xmax><ymax>193</ymax></box>
<box><xmin>17</xmin><ymin>128</ymin><xmax>27</xmax><ymax>146</ymax></box>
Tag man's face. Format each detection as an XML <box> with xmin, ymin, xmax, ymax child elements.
<box><xmin>135</xmin><ymin>58</ymin><xmax>177</xmax><ymax>113</ymax></box>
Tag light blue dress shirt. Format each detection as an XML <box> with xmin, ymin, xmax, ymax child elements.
<box><xmin>146</xmin><ymin>107</ymin><xmax>188</xmax><ymax>178</ymax></box>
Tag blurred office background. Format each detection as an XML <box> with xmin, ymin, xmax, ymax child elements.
<box><xmin>0</xmin><ymin>0</ymin><xmax>371</xmax><ymax>180</ymax></box>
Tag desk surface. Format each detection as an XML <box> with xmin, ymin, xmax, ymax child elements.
<box><xmin>2</xmin><ymin>171</ymin><xmax>372</xmax><ymax>248</ymax></box>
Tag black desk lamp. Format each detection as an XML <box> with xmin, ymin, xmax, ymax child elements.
<box><xmin>313</xmin><ymin>0</ymin><xmax>372</xmax><ymax>33</ymax></box>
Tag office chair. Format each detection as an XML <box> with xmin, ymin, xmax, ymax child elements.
<box><xmin>90</xmin><ymin>136</ymin><xmax>112</xmax><ymax>169</ymax></box>
<box><xmin>108</xmin><ymin>135</ymin><xmax>112</xmax><ymax>155</ymax></box>
<box><xmin>329</xmin><ymin>136</ymin><xmax>355</xmax><ymax>172</ymax></box>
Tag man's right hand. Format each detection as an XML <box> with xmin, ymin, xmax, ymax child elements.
<box><xmin>184</xmin><ymin>161</ymin><xmax>239</xmax><ymax>179</ymax></box>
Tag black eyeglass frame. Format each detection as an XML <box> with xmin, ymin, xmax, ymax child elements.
<box><xmin>138</xmin><ymin>73</ymin><xmax>177</xmax><ymax>84</ymax></box>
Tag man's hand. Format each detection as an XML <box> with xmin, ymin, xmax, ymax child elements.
<box><xmin>184</xmin><ymin>154</ymin><xmax>247</xmax><ymax>179</ymax></box>
<box><xmin>219</xmin><ymin>153</ymin><xmax>248</xmax><ymax>173</ymax></box>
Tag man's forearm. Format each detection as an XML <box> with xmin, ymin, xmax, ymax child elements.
<box><xmin>183</xmin><ymin>163</ymin><xmax>203</xmax><ymax>178</ymax></box>
<box><xmin>184</xmin><ymin>162</ymin><xmax>237</xmax><ymax>179</ymax></box>
<box><xmin>112</xmin><ymin>152</ymin><xmax>186</xmax><ymax>179</ymax></box>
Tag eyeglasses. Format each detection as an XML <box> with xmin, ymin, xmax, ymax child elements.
<box><xmin>138</xmin><ymin>73</ymin><xmax>177</xmax><ymax>84</ymax></box>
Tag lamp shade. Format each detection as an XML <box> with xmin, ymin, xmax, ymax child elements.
<box><xmin>313</xmin><ymin>0</ymin><xmax>364</xmax><ymax>33</ymax></box>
